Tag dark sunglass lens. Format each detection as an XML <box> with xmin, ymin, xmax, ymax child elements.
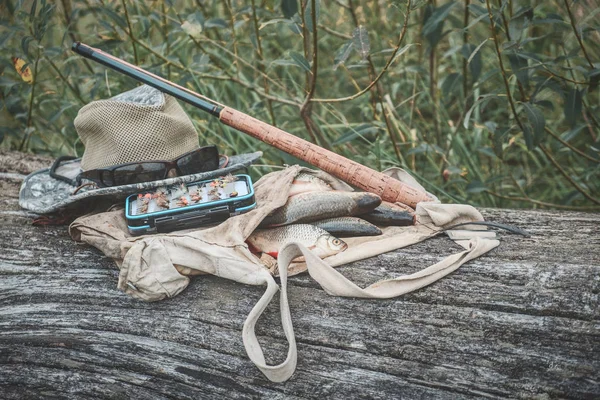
<box><xmin>112</xmin><ymin>163</ymin><xmax>166</xmax><ymax>185</ymax></box>
<box><xmin>101</xmin><ymin>170</ymin><xmax>114</xmax><ymax>186</ymax></box>
<box><xmin>177</xmin><ymin>146</ymin><xmax>219</xmax><ymax>175</ymax></box>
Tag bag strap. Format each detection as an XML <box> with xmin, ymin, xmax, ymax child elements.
<box><xmin>241</xmin><ymin>269</ymin><xmax>297</xmax><ymax>382</ymax></box>
<box><xmin>277</xmin><ymin>236</ymin><xmax>499</xmax><ymax>299</ymax></box>
<box><xmin>241</xmin><ymin>234</ymin><xmax>498</xmax><ymax>382</ymax></box>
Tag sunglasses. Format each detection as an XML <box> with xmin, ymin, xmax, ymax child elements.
<box><xmin>51</xmin><ymin>145</ymin><xmax>220</xmax><ymax>188</ymax></box>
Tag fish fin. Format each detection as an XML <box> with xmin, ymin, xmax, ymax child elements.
<box><xmin>266</xmin><ymin>251</ymin><xmax>279</xmax><ymax>258</ymax></box>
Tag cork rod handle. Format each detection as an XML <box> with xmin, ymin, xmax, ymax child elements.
<box><xmin>219</xmin><ymin>107</ymin><xmax>431</xmax><ymax>208</ymax></box>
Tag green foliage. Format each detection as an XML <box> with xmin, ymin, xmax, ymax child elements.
<box><xmin>0</xmin><ymin>0</ymin><xmax>599</xmax><ymax>210</ymax></box>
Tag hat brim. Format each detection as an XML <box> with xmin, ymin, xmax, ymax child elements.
<box><xmin>19</xmin><ymin>152</ymin><xmax>262</xmax><ymax>214</ymax></box>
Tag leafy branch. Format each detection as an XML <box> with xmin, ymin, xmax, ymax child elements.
<box><xmin>311</xmin><ymin>0</ymin><xmax>412</xmax><ymax>103</ymax></box>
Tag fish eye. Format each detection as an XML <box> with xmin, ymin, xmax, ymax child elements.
<box><xmin>332</xmin><ymin>239</ymin><xmax>341</xmax><ymax>245</ymax></box>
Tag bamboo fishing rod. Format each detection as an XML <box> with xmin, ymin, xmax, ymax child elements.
<box><xmin>72</xmin><ymin>42</ymin><xmax>431</xmax><ymax>208</ymax></box>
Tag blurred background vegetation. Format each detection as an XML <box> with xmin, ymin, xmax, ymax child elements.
<box><xmin>1</xmin><ymin>0</ymin><xmax>599</xmax><ymax>210</ymax></box>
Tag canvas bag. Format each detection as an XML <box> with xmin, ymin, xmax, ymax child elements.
<box><xmin>69</xmin><ymin>165</ymin><xmax>499</xmax><ymax>382</ymax></box>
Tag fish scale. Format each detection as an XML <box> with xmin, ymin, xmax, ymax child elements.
<box><xmin>261</xmin><ymin>191</ymin><xmax>381</xmax><ymax>227</ymax></box>
<box><xmin>247</xmin><ymin>224</ymin><xmax>347</xmax><ymax>259</ymax></box>
<box><xmin>312</xmin><ymin>217</ymin><xmax>382</xmax><ymax>237</ymax></box>
<box><xmin>288</xmin><ymin>173</ymin><xmax>333</xmax><ymax>197</ymax></box>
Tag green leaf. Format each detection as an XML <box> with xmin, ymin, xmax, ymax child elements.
<box><xmin>303</xmin><ymin>0</ymin><xmax>320</xmax><ymax>32</ymax></box>
<box><xmin>507</xmin><ymin>52</ymin><xmax>529</xmax><ymax>87</ymax></box>
<box><xmin>522</xmin><ymin>102</ymin><xmax>545</xmax><ymax>146</ymax></box>
<box><xmin>390</xmin><ymin>43</ymin><xmax>416</xmax><ymax>64</ymax></box>
<box><xmin>493</xmin><ymin>127</ymin><xmax>510</xmax><ymax>158</ymax></box>
<box><xmin>423</xmin><ymin>2</ymin><xmax>455</xmax><ymax>46</ymax></box>
<box><xmin>332</xmin><ymin>123</ymin><xmax>381</xmax><ymax>145</ymax></box>
<box><xmin>259</xmin><ymin>18</ymin><xmax>292</xmax><ymax>30</ymax></box>
<box><xmin>288</xmin><ymin>14</ymin><xmax>303</xmax><ymax>34</ymax></box>
<box><xmin>407</xmin><ymin>143</ymin><xmax>445</xmax><ymax>155</ymax></box>
<box><xmin>441</xmin><ymin>72</ymin><xmax>462</xmax><ymax>97</ymax></box>
<box><xmin>333</xmin><ymin>40</ymin><xmax>354</xmax><ymax>70</ymax></box>
<box><xmin>29</xmin><ymin>0</ymin><xmax>37</xmax><ymax>21</ymax></box>
<box><xmin>352</xmin><ymin>25</ymin><xmax>370</xmax><ymax>60</ymax></box>
<box><xmin>464</xmin><ymin>94</ymin><xmax>499</xmax><ymax>129</ymax></box>
<box><xmin>521</xmin><ymin>125</ymin><xmax>534</xmax><ymax>151</ymax></box>
<box><xmin>21</xmin><ymin>35</ymin><xmax>34</xmax><ymax>59</ymax></box>
<box><xmin>564</xmin><ymin>89</ymin><xmax>582</xmax><ymax>128</ymax></box>
<box><xmin>205</xmin><ymin>18</ymin><xmax>228</xmax><ymax>29</ymax></box>
<box><xmin>289</xmin><ymin>51</ymin><xmax>311</xmax><ymax>72</ymax></box>
<box><xmin>48</xmin><ymin>104</ymin><xmax>74</xmax><ymax>123</ymax></box>
<box><xmin>461</xmin><ymin>40</ymin><xmax>486</xmax><ymax>82</ymax></box>
<box><xmin>281</xmin><ymin>0</ymin><xmax>298</xmax><ymax>18</ymax></box>
<box><xmin>423</xmin><ymin>1</ymin><xmax>455</xmax><ymax>36</ymax></box>
<box><xmin>270</xmin><ymin>59</ymin><xmax>302</xmax><ymax>67</ymax></box>
<box><xmin>100</xmin><ymin>7</ymin><xmax>127</xmax><ymax>29</ymax></box>
<box><xmin>587</xmin><ymin>68</ymin><xmax>600</xmax><ymax>92</ymax></box>
<box><xmin>466</xmin><ymin>180</ymin><xmax>487</xmax><ymax>194</ymax></box>
<box><xmin>477</xmin><ymin>147</ymin><xmax>499</xmax><ymax>159</ymax></box>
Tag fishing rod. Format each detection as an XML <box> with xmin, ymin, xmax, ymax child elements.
<box><xmin>71</xmin><ymin>42</ymin><xmax>431</xmax><ymax>208</ymax></box>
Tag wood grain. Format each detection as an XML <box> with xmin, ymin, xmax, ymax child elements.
<box><xmin>1</xmin><ymin>151</ymin><xmax>598</xmax><ymax>399</ymax></box>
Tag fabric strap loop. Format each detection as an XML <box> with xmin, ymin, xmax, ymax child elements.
<box><xmin>242</xmin><ymin>268</ymin><xmax>297</xmax><ymax>382</ymax></box>
<box><xmin>276</xmin><ymin>237</ymin><xmax>499</xmax><ymax>299</ymax></box>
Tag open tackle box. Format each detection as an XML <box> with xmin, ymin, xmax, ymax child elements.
<box><xmin>125</xmin><ymin>174</ymin><xmax>256</xmax><ymax>235</ymax></box>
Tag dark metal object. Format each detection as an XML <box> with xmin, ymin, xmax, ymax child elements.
<box><xmin>72</xmin><ymin>42</ymin><xmax>223</xmax><ymax>117</ymax></box>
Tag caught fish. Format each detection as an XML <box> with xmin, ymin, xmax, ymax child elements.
<box><xmin>288</xmin><ymin>173</ymin><xmax>333</xmax><ymax>197</ymax></box>
<box><xmin>361</xmin><ymin>201</ymin><xmax>415</xmax><ymax>226</ymax></box>
<box><xmin>312</xmin><ymin>217</ymin><xmax>382</xmax><ymax>237</ymax></box>
<box><xmin>261</xmin><ymin>191</ymin><xmax>381</xmax><ymax>227</ymax></box>
<box><xmin>247</xmin><ymin>224</ymin><xmax>347</xmax><ymax>259</ymax></box>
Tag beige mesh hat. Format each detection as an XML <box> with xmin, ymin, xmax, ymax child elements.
<box><xmin>75</xmin><ymin>85</ymin><xmax>200</xmax><ymax>170</ymax></box>
<box><xmin>19</xmin><ymin>85</ymin><xmax>262</xmax><ymax>214</ymax></box>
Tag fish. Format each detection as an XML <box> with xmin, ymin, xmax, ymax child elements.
<box><xmin>311</xmin><ymin>217</ymin><xmax>382</xmax><ymax>237</ymax></box>
<box><xmin>288</xmin><ymin>173</ymin><xmax>333</xmax><ymax>197</ymax></box>
<box><xmin>261</xmin><ymin>190</ymin><xmax>382</xmax><ymax>227</ymax></box>
<box><xmin>361</xmin><ymin>201</ymin><xmax>415</xmax><ymax>226</ymax></box>
<box><xmin>247</xmin><ymin>224</ymin><xmax>348</xmax><ymax>259</ymax></box>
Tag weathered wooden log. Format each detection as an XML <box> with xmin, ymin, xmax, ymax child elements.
<box><xmin>0</xmin><ymin>150</ymin><xmax>598</xmax><ymax>399</ymax></box>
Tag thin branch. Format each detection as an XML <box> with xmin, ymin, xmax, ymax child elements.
<box><xmin>250</xmin><ymin>0</ymin><xmax>277</xmax><ymax>126</ymax></box>
<box><xmin>318</xmin><ymin>24</ymin><xmax>352</xmax><ymax>39</ymax></box>
<box><xmin>133</xmin><ymin>33</ymin><xmax>301</xmax><ymax>107</ymax></box>
<box><xmin>485</xmin><ymin>0</ymin><xmax>525</xmax><ymax>132</ymax></box>
<box><xmin>341</xmin><ymin>0</ymin><xmax>408</xmax><ymax>164</ymax></box>
<box><xmin>545</xmin><ymin>127</ymin><xmax>600</xmax><ymax>163</ymax></box>
<box><xmin>59</xmin><ymin>0</ymin><xmax>94</xmax><ymax>74</ymax></box>
<box><xmin>462</xmin><ymin>0</ymin><xmax>470</xmax><ymax>99</ymax></box>
<box><xmin>311</xmin><ymin>0</ymin><xmax>412</xmax><ymax>103</ymax></box>
<box><xmin>561</xmin><ymin>44</ymin><xmax>600</xmax><ymax>139</ymax></box>
<box><xmin>299</xmin><ymin>0</ymin><xmax>329</xmax><ymax>147</ymax></box>
<box><xmin>224</xmin><ymin>0</ymin><xmax>240</xmax><ymax>77</ymax></box>
<box><xmin>537</xmin><ymin>63</ymin><xmax>589</xmax><ymax>85</ymax></box>
<box><xmin>301</xmin><ymin>0</ymin><xmax>319</xmax><ymax>106</ymax></box>
<box><xmin>161</xmin><ymin>0</ymin><xmax>171</xmax><ymax>80</ymax></box>
<box><xmin>496</xmin><ymin>0</ymin><xmax>527</xmax><ymax>100</ymax></box>
<box><xmin>121</xmin><ymin>0</ymin><xmax>139</xmax><ymax>65</ymax></box>
<box><xmin>45</xmin><ymin>56</ymin><xmax>85</xmax><ymax>105</ymax></box>
<box><xmin>203</xmin><ymin>37</ymin><xmax>297</xmax><ymax>97</ymax></box>
<box><xmin>564</xmin><ymin>0</ymin><xmax>595</xmax><ymax>69</ymax></box>
<box><xmin>19</xmin><ymin>49</ymin><xmax>40</xmax><ymax>151</ymax></box>
<box><xmin>539</xmin><ymin>144</ymin><xmax>600</xmax><ymax>204</ymax></box>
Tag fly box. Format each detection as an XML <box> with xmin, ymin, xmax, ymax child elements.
<box><xmin>125</xmin><ymin>174</ymin><xmax>256</xmax><ymax>235</ymax></box>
